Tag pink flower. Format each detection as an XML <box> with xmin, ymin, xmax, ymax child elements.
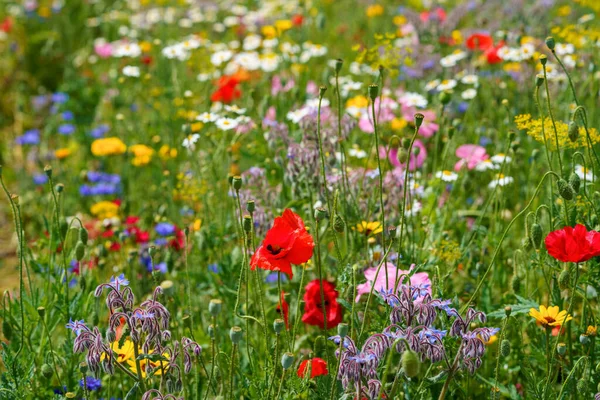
<box><xmin>454</xmin><ymin>144</ymin><xmax>488</xmax><ymax>171</ymax></box>
<box><xmin>306</xmin><ymin>81</ymin><xmax>318</xmax><ymax>97</ymax></box>
<box><xmin>94</xmin><ymin>42</ymin><xmax>113</xmax><ymax>58</ymax></box>
<box><xmin>382</xmin><ymin>140</ymin><xmax>427</xmax><ymax>170</ymax></box>
<box><xmin>271</xmin><ymin>75</ymin><xmax>295</xmax><ymax>96</ymax></box>
<box><xmin>355</xmin><ymin>263</ymin><xmax>431</xmax><ymax>302</ymax></box>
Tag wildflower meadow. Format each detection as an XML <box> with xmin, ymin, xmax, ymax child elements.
<box><xmin>2</xmin><ymin>0</ymin><xmax>600</xmax><ymax>399</ymax></box>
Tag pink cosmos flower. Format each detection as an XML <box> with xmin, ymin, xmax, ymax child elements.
<box><xmin>355</xmin><ymin>263</ymin><xmax>431</xmax><ymax>302</ymax></box>
<box><xmin>94</xmin><ymin>41</ymin><xmax>113</xmax><ymax>58</ymax></box>
<box><xmin>381</xmin><ymin>140</ymin><xmax>427</xmax><ymax>171</ymax></box>
<box><xmin>454</xmin><ymin>144</ymin><xmax>488</xmax><ymax>171</ymax></box>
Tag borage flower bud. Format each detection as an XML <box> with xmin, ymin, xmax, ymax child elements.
<box><xmin>335</xmin><ymin>59</ymin><xmax>343</xmax><ymax>74</ymax></box>
<box><xmin>337</xmin><ymin>323</ymin><xmax>349</xmax><ymax>338</ymax></box>
<box><xmin>274</xmin><ymin>318</ymin><xmax>285</xmax><ymax>334</ymax></box>
<box><xmin>402</xmin><ymin>349</ymin><xmax>420</xmax><ymax>378</ymax></box>
<box><xmin>232</xmin><ymin>175</ymin><xmax>242</xmax><ymax>190</ymax></box>
<box><xmin>568</xmin><ymin>121</ymin><xmax>579</xmax><ymax>142</ymax></box>
<box><xmin>281</xmin><ymin>352</ymin><xmax>295</xmax><ymax>369</ymax></box>
<box><xmin>230</xmin><ymin>326</ymin><xmax>243</xmax><ymax>344</ymax></box>
<box><xmin>414</xmin><ymin>113</ymin><xmax>424</xmax><ymax>128</ymax></box>
<box><xmin>557</xmin><ymin>179</ymin><xmax>575</xmax><ymax>200</ymax></box>
<box><xmin>545</xmin><ymin>36</ymin><xmax>556</xmax><ymax>51</ymax></box>
<box><xmin>41</xmin><ymin>363</ymin><xmax>54</xmax><ymax>379</ymax></box>
<box><xmin>368</xmin><ymin>84</ymin><xmax>378</xmax><ymax>101</ymax></box>
<box><xmin>557</xmin><ymin>342</ymin><xmax>567</xmax><ymax>355</ymax></box>
<box><xmin>44</xmin><ymin>165</ymin><xmax>52</xmax><ymax>178</ymax></box>
<box><xmin>37</xmin><ymin>306</ymin><xmax>46</xmax><ymax>319</ymax></box>
<box><xmin>209</xmin><ymin>299</ymin><xmax>223</xmax><ymax>316</ymax></box>
<box><xmin>246</xmin><ymin>200</ymin><xmax>255</xmax><ymax>213</ymax></box>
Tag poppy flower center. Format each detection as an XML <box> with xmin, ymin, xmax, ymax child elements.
<box><xmin>267</xmin><ymin>244</ymin><xmax>283</xmax><ymax>255</ymax></box>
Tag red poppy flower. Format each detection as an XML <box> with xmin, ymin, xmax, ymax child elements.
<box><xmin>297</xmin><ymin>357</ymin><xmax>328</xmax><ymax>378</ymax></box>
<box><xmin>169</xmin><ymin>228</ymin><xmax>186</xmax><ymax>251</ymax></box>
<box><xmin>484</xmin><ymin>41</ymin><xmax>504</xmax><ymax>64</ymax></box>
<box><xmin>291</xmin><ymin>14</ymin><xmax>304</xmax><ymax>27</ymax></box>
<box><xmin>301</xmin><ymin>279</ymin><xmax>343</xmax><ymax>329</ymax></box>
<box><xmin>210</xmin><ymin>76</ymin><xmax>241</xmax><ymax>103</ymax></box>
<box><xmin>250</xmin><ymin>209</ymin><xmax>314</xmax><ymax>278</ymax></box>
<box><xmin>276</xmin><ymin>291</ymin><xmax>290</xmax><ymax>329</ymax></box>
<box><xmin>465</xmin><ymin>33</ymin><xmax>494</xmax><ymax>51</ymax></box>
<box><xmin>545</xmin><ymin>224</ymin><xmax>600</xmax><ymax>263</ymax></box>
<box><xmin>1</xmin><ymin>17</ymin><xmax>12</xmax><ymax>33</ymax></box>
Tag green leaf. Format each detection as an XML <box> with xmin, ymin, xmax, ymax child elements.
<box><xmin>487</xmin><ymin>295</ymin><xmax>539</xmax><ymax>319</ymax></box>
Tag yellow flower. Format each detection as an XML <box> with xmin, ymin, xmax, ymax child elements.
<box><xmin>483</xmin><ymin>334</ymin><xmax>498</xmax><ymax>346</ymax></box>
<box><xmin>91</xmin><ymin>137</ymin><xmax>127</xmax><ymax>156</ymax></box>
<box><xmin>261</xmin><ymin>25</ymin><xmax>277</xmax><ymax>38</ymax></box>
<box><xmin>275</xmin><ymin>19</ymin><xmax>293</xmax><ymax>33</ymax></box>
<box><xmin>55</xmin><ymin>148</ymin><xmax>72</xmax><ymax>159</ymax></box>
<box><xmin>346</xmin><ymin>95</ymin><xmax>369</xmax><ymax>109</ymax></box>
<box><xmin>90</xmin><ymin>201</ymin><xmax>119</xmax><ymax>220</ymax></box>
<box><xmin>529</xmin><ymin>305</ymin><xmax>573</xmax><ymax>327</ymax></box>
<box><xmin>193</xmin><ymin>219</ymin><xmax>202</xmax><ymax>231</ymax></box>
<box><xmin>356</xmin><ymin>221</ymin><xmax>383</xmax><ymax>236</ymax></box>
<box><xmin>586</xmin><ymin>325</ymin><xmax>597</xmax><ymax>337</ymax></box>
<box><xmin>190</xmin><ymin>122</ymin><xmax>204</xmax><ymax>132</ymax></box>
<box><xmin>159</xmin><ymin>145</ymin><xmax>178</xmax><ymax>160</ymax></box>
<box><xmin>102</xmin><ymin>339</ymin><xmax>135</xmax><ymax>363</ymax></box>
<box><xmin>129</xmin><ymin>144</ymin><xmax>154</xmax><ymax>166</ymax></box>
<box><xmin>514</xmin><ymin>114</ymin><xmax>600</xmax><ymax>150</ymax></box>
<box><xmin>366</xmin><ymin>4</ymin><xmax>384</xmax><ymax>18</ymax></box>
<box><xmin>391</xmin><ymin>117</ymin><xmax>408</xmax><ymax>131</ymax></box>
<box><xmin>127</xmin><ymin>351</ymin><xmax>170</xmax><ymax>378</ymax></box>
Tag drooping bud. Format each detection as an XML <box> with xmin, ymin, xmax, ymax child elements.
<box><xmin>402</xmin><ymin>349</ymin><xmax>420</xmax><ymax>378</ymax></box>
<box><xmin>2</xmin><ymin>320</ymin><xmax>12</xmax><ymax>340</ymax></box>
<box><xmin>511</xmin><ymin>275</ymin><xmax>521</xmax><ymax>294</ymax></box>
<box><xmin>75</xmin><ymin>241</ymin><xmax>85</xmax><ymax>261</ymax></box>
<box><xmin>314</xmin><ymin>207</ymin><xmax>327</xmax><ymax>221</ymax></box>
<box><xmin>414</xmin><ymin>113</ymin><xmax>424</xmax><ymax>128</ymax></box>
<box><xmin>41</xmin><ymin>364</ymin><xmax>54</xmax><ymax>379</ymax></box>
<box><xmin>558</xmin><ymin>268</ymin><xmax>570</xmax><ymax>290</ymax></box>
<box><xmin>333</xmin><ymin>214</ymin><xmax>345</xmax><ymax>233</ymax></box>
<box><xmin>500</xmin><ymin>340</ymin><xmax>511</xmax><ymax>357</ymax></box>
<box><xmin>396</xmin><ymin>147</ymin><xmax>409</xmax><ymax>164</ymax></box>
<box><xmin>545</xmin><ymin>36</ymin><xmax>556</xmax><ymax>51</ymax></box>
<box><xmin>368</xmin><ymin>84</ymin><xmax>378</xmax><ymax>101</ymax></box>
<box><xmin>281</xmin><ymin>352</ymin><xmax>295</xmax><ymax>369</ymax></box>
<box><xmin>568</xmin><ymin>121</ymin><xmax>579</xmax><ymax>142</ymax></box>
<box><xmin>530</xmin><ymin>223</ymin><xmax>543</xmax><ymax>248</ymax></box>
<box><xmin>337</xmin><ymin>323</ymin><xmax>349</xmax><ymax>338</ymax></box>
<box><xmin>79</xmin><ymin>227</ymin><xmax>89</xmax><ymax>245</ymax></box>
<box><xmin>576</xmin><ymin>378</ymin><xmax>589</xmax><ymax>393</ymax></box>
<box><xmin>557</xmin><ymin>179</ymin><xmax>574</xmax><ymax>200</ymax></box>
<box><xmin>209</xmin><ymin>299</ymin><xmax>223</xmax><ymax>316</ymax></box>
<box><xmin>569</xmin><ymin>172</ymin><xmax>581</xmax><ymax>194</ymax></box>
<box><xmin>230</xmin><ymin>326</ymin><xmax>243</xmax><ymax>344</ymax></box>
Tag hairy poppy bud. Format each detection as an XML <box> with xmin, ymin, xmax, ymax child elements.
<box><xmin>335</xmin><ymin>59</ymin><xmax>343</xmax><ymax>74</ymax></box>
<box><xmin>230</xmin><ymin>326</ymin><xmax>243</xmax><ymax>344</ymax></box>
<box><xmin>558</xmin><ymin>268</ymin><xmax>570</xmax><ymax>290</ymax></box>
<box><xmin>402</xmin><ymin>349</ymin><xmax>420</xmax><ymax>378</ymax></box>
<box><xmin>557</xmin><ymin>342</ymin><xmax>567</xmax><ymax>355</ymax></box>
<box><xmin>569</xmin><ymin>172</ymin><xmax>581</xmax><ymax>194</ymax></box>
<box><xmin>75</xmin><ymin>241</ymin><xmax>85</xmax><ymax>261</ymax></box>
<box><xmin>41</xmin><ymin>364</ymin><xmax>54</xmax><ymax>379</ymax></box>
<box><xmin>281</xmin><ymin>352</ymin><xmax>295</xmax><ymax>369</ymax></box>
<box><xmin>557</xmin><ymin>179</ymin><xmax>574</xmax><ymax>200</ymax></box>
<box><xmin>337</xmin><ymin>323</ymin><xmax>349</xmax><ymax>338</ymax></box>
<box><xmin>368</xmin><ymin>84</ymin><xmax>378</xmax><ymax>101</ymax></box>
<box><xmin>44</xmin><ymin>165</ymin><xmax>53</xmax><ymax>178</ymax></box>
<box><xmin>521</xmin><ymin>236</ymin><xmax>532</xmax><ymax>251</ymax></box>
<box><xmin>568</xmin><ymin>121</ymin><xmax>579</xmax><ymax>142</ymax></box>
<box><xmin>545</xmin><ymin>36</ymin><xmax>556</xmax><ymax>51</ymax></box>
<box><xmin>209</xmin><ymin>299</ymin><xmax>222</xmax><ymax>316</ymax></box>
<box><xmin>576</xmin><ymin>378</ymin><xmax>588</xmax><ymax>393</ymax></box>
<box><xmin>79</xmin><ymin>227</ymin><xmax>89</xmax><ymax>245</ymax></box>
<box><xmin>2</xmin><ymin>320</ymin><xmax>12</xmax><ymax>340</ymax></box>
<box><xmin>274</xmin><ymin>319</ymin><xmax>285</xmax><ymax>334</ymax></box>
<box><xmin>246</xmin><ymin>200</ymin><xmax>255</xmax><ymax>213</ymax></box>
<box><xmin>414</xmin><ymin>113</ymin><xmax>424</xmax><ymax>128</ymax></box>
<box><xmin>500</xmin><ymin>340</ymin><xmax>511</xmax><ymax>357</ymax></box>
<box><xmin>511</xmin><ymin>275</ymin><xmax>521</xmax><ymax>294</ymax></box>
<box><xmin>396</xmin><ymin>147</ymin><xmax>409</xmax><ymax>164</ymax></box>
<box><xmin>333</xmin><ymin>214</ymin><xmax>345</xmax><ymax>233</ymax></box>
<box><xmin>530</xmin><ymin>223</ymin><xmax>543</xmax><ymax>248</ymax></box>
<box><xmin>232</xmin><ymin>176</ymin><xmax>242</xmax><ymax>190</ymax></box>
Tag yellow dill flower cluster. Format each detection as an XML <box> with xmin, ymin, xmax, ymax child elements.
<box><xmin>354</xmin><ymin>33</ymin><xmax>412</xmax><ymax>76</ymax></box>
<box><xmin>551</xmin><ymin>25</ymin><xmax>600</xmax><ymax>48</ymax></box>
<box><xmin>432</xmin><ymin>239</ymin><xmax>461</xmax><ymax>264</ymax></box>
<box><xmin>514</xmin><ymin>114</ymin><xmax>600</xmax><ymax>150</ymax></box>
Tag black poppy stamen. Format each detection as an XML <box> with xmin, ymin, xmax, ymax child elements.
<box><xmin>267</xmin><ymin>244</ymin><xmax>283</xmax><ymax>255</ymax></box>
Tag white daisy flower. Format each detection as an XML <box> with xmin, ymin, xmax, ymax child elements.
<box><xmin>461</xmin><ymin>74</ymin><xmax>479</xmax><ymax>85</ymax></box>
<box><xmin>348</xmin><ymin>145</ymin><xmax>367</xmax><ymax>159</ymax></box>
<box><xmin>424</xmin><ymin>79</ymin><xmax>440</xmax><ymax>92</ymax></box>
<box><xmin>122</xmin><ymin>65</ymin><xmax>140</xmax><ymax>77</ymax></box>
<box><xmin>461</xmin><ymin>88</ymin><xmax>477</xmax><ymax>100</ymax></box>
<box><xmin>475</xmin><ymin>159</ymin><xmax>499</xmax><ymax>171</ymax></box>
<box><xmin>182</xmin><ymin>134</ymin><xmax>200</xmax><ymax>149</ymax></box>
<box><xmin>400</xmin><ymin>92</ymin><xmax>428</xmax><ymax>108</ymax></box>
<box><xmin>436</xmin><ymin>170</ymin><xmax>459</xmax><ymax>182</ymax></box>
<box><xmin>196</xmin><ymin>112</ymin><xmax>219</xmax><ymax>123</ymax></box>
<box><xmin>286</xmin><ymin>109</ymin><xmax>309</xmax><ymax>123</ymax></box>
<box><xmin>575</xmin><ymin>164</ymin><xmax>595</xmax><ymax>182</ymax></box>
<box><xmin>215</xmin><ymin>117</ymin><xmax>239</xmax><ymax>131</ymax></box>
<box><xmin>437</xmin><ymin>79</ymin><xmax>457</xmax><ymax>91</ymax></box>
<box><xmin>490</xmin><ymin>153</ymin><xmax>512</xmax><ymax>164</ymax></box>
<box><xmin>555</xmin><ymin>43</ymin><xmax>575</xmax><ymax>56</ymax></box>
<box><xmin>210</xmin><ymin>50</ymin><xmax>233</xmax><ymax>66</ymax></box>
<box><xmin>404</xmin><ymin>200</ymin><xmax>422</xmax><ymax>217</ymax></box>
<box><xmin>488</xmin><ymin>174</ymin><xmax>514</xmax><ymax>189</ymax></box>
<box><xmin>224</xmin><ymin>105</ymin><xmax>246</xmax><ymax>114</ymax></box>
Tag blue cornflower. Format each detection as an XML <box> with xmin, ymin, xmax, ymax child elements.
<box><xmin>153</xmin><ymin>262</ymin><xmax>168</xmax><ymax>274</ymax></box>
<box><xmin>15</xmin><ymin>129</ymin><xmax>40</xmax><ymax>145</ymax></box>
<box><xmin>90</xmin><ymin>124</ymin><xmax>110</xmax><ymax>138</ymax></box>
<box><xmin>52</xmin><ymin>92</ymin><xmax>69</xmax><ymax>103</ymax></box>
<box><xmin>155</xmin><ymin>222</ymin><xmax>176</xmax><ymax>236</ymax></box>
<box><xmin>62</xmin><ymin>110</ymin><xmax>74</xmax><ymax>121</ymax></box>
<box><xmin>58</xmin><ymin>123</ymin><xmax>75</xmax><ymax>135</ymax></box>
<box><xmin>33</xmin><ymin>174</ymin><xmax>49</xmax><ymax>185</ymax></box>
<box><xmin>80</xmin><ymin>376</ymin><xmax>102</xmax><ymax>391</ymax></box>
<box><xmin>208</xmin><ymin>263</ymin><xmax>220</xmax><ymax>273</ymax></box>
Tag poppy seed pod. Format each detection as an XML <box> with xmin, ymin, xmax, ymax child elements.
<box><xmin>539</xmin><ymin>54</ymin><xmax>548</xmax><ymax>66</ymax></box>
<box><xmin>37</xmin><ymin>306</ymin><xmax>46</xmax><ymax>319</ymax></box>
<box><xmin>557</xmin><ymin>179</ymin><xmax>575</xmax><ymax>200</ymax></box>
<box><xmin>335</xmin><ymin>59</ymin><xmax>343</xmax><ymax>74</ymax></box>
<box><xmin>41</xmin><ymin>364</ymin><xmax>54</xmax><ymax>379</ymax></box>
<box><xmin>535</xmin><ymin>74</ymin><xmax>545</xmax><ymax>87</ymax></box>
<box><xmin>337</xmin><ymin>323</ymin><xmax>349</xmax><ymax>338</ymax></box>
<box><xmin>230</xmin><ymin>326</ymin><xmax>243</xmax><ymax>344</ymax></box>
<box><xmin>414</xmin><ymin>113</ymin><xmax>424</xmax><ymax>128</ymax></box>
<box><xmin>314</xmin><ymin>207</ymin><xmax>327</xmax><ymax>221</ymax></box>
<box><xmin>281</xmin><ymin>352</ymin><xmax>295</xmax><ymax>369</ymax></box>
<box><xmin>504</xmin><ymin>306</ymin><xmax>512</xmax><ymax>317</ymax></box>
<box><xmin>79</xmin><ymin>362</ymin><xmax>88</xmax><ymax>374</ymax></box>
<box><xmin>44</xmin><ymin>165</ymin><xmax>52</xmax><ymax>178</ymax></box>
<box><xmin>56</xmin><ymin>183</ymin><xmax>64</xmax><ymax>193</ymax></box>
<box><xmin>568</xmin><ymin>121</ymin><xmax>579</xmax><ymax>142</ymax></box>
<box><xmin>545</xmin><ymin>36</ymin><xmax>556</xmax><ymax>51</ymax></box>
<box><xmin>580</xmin><ymin>334</ymin><xmax>591</xmax><ymax>345</ymax></box>
<box><xmin>500</xmin><ymin>340</ymin><xmax>511</xmax><ymax>357</ymax></box>
<box><xmin>243</xmin><ymin>215</ymin><xmax>252</xmax><ymax>233</ymax></box>
<box><xmin>368</xmin><ymin>84</ymin><xmax>378</xmax><ymax>100</ymax></box>
<box><xmin>232</xmin><ymin>175</ymin><xmax>242</xmax><ymax>190</ymax></box>
<box><xmin>402</xmin><ymin>349</ymin><xmax>420</xmax><ymax>378</ymax></box>
<box><xmin>569</xmin><ymin>172</ymin><xmax>581</xmax><ymax>194</ymax></box>
<box><xmin>246</xmin><ymin>200</ymin><xmax>255</xmax><ymax>213</ymax></box>
<box><xmin>274</xmin><ymin>318</ymin><xmax>285</xmax><ymax>334</ymax></box>
<box><xmin>209</xmin><ymin>299</ymin><xmax>223</xmax><ymax>316</ymax></box>
<box><xmin>530</xmin><ymin>223</ymin><xmax>543</xmax><ymax>248</ymax></box>
<box><xmin>557</xmin><ymin>342</ymin><xmax>567</xmax><ymax>355</ymax></box>
<box><xmin>319</xmin><ymin>86</ymin><xmax>327</xmax><ymax>98</ymax></box>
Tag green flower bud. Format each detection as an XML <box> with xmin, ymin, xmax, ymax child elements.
<box><xmin>246</xmin><ymin>200</ymin><xmax>255</xmax><ymax>213</ymax></box>
<box><xmin>230</xmin><ymin>326</ymin><xmax>243</xmax><ymax>344</ymax></box>
<box><xmin>368</xmin><ymin>84</ymin><xmax>378</xmax><ymax>101</ymax></box>
<box><xmin>414</xmin><ymin>113</ymin><xmax>424</xmax><ymax>128</ymax></box>
<box><xmin>500</xmin><ymin>340</ymin><xmax>511</xmax><ymax>357</ymax></box>
<box><xmin>530</xmin><ymin>223</ymin><xmax>543</xmax><ymax>248</ymax></box>
<box><xmin>539</xmin><ymin>55</ymin><xmax>548</xmax><ymax>66</ymax></box>
<box><xmin>335</xmin><ymin>59</ymin><xmax>343</xmax><ymax>74</ymax></box>
<box><xmin>319</xmin><ymin>86</ymin><xmax>327</xmax><ymax>98</ymax></box>
<box><xmin>580</xmin><ymin>334</ymin><xmax>590</xmax><ymax>345</ymax></box>
<box><xmin>232</xmin><ymin>176</ymin><xmax>242</xmax><ymax>190</ymax></box>
<box><xmin>557</xmin><ymin>342</ymin><xmax>567</xmax><ymax>355</ymax></box>
<box><xmin>75</xmin><ymin>241</ymin><xmax>85</xmax><ymax>262</ymax></box>
<box><xmin>439</xmin><ymin>91</ymin><xmax>451</xmax><ymax>105</ymax></box>
<box><xmin>273</xmin><ymin>319</ymin><xmax>285</xmax><ymax>334</ymax></box>
<box><xmin>209</xmin><ymin>299</ymin><xmax>223</xmax><ymax>316</ymax></box>
<box><xmin>79</xmin><ymin>362</ymin><xmax>88</xmax><ymax>374</ymax></box>
<box><xmin>337</xmin><ymin>323</ymin><xmax>349</xmax><ymax>338</ymax></box>
<box><xmin>569</xmin><ymin>172</ymin><xmax>581</xmax><ymax>194</ymax></box>
<box><xmin>56</xmin><ymin>183</ymin><xmax>64</xmax><ymax>193</ymax></box>
<box><xmin>281</xmin><ymin>352</ymin><xmax>295</xmax><ymax>369</ymax></box>
<box><xmin>2</xmin><ymin>320</ymin><xmax>12</xmax><ymax>341</ymax></box>
<box><xmin>511</xmin><ymin>275</ymin><xmax>521</xmax><ymax>294</ymax></box>
<box><xmin>402</xmin><ymin>349</ymin><xmax>420</xmax><ymax>378</ymax></box>
<box><xmin>412</xmin><ymin>146</ymin><xmax>421</xmax><ymax>156</ymax></box>
<box><xmin>576</xmin><ymin>378</ymin><xmax>588</xmax><ymax>394</ymax></box>
<box><xmin>558</xmin><ymin>269</ymin><xmax>570</xmax><ymax>290</ymax></box>
<box><xmin>37</xmin><ymin>306</ymin><xmax>46</xmax><ymax>319</ymax></box>
<box><xmin>396</xmin><ymin>147</ymin><xmax>409</xmax><ymax>164</ymax></box>
<box><xmin>557</xmin><ymin>179</ymin><xmax>574</xmax><ymax>200</ymax></box>
<box><xmin>41</xmin><ymin>364</ymin><xmax>54</xmax><ymax>379</ymax></box>
<box><xmin>521</xmin><ymin>236</ymin><xmax>532</xmax><ymax>251</ymax></box>
<box><xmin>79</xmin><ymin>227</ymin><xmax>89</xmax><ymax>245</ymax></box>
<box><xmin>333</xmin><ymin>214</ymin><xmax>345</xmax><ymax>233</ymax></box>
<box><xmin>568</xmin><ymin>121</ymin><xmax>579</xmax><ymax>143</ymax></box>
<box><xmin>504</xmin><ymin>306</ymin><xmax>512</xmax><ymax>317</ymax></box>
<box><xmin>401</xmin><ymin>138</ymin><xmax>412</xmax><ymax>149</ymax></box>
<box><xmin>545</xmin><ymin>36</ymin><xmax>556</xmax><ymax>50</ymax></box>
